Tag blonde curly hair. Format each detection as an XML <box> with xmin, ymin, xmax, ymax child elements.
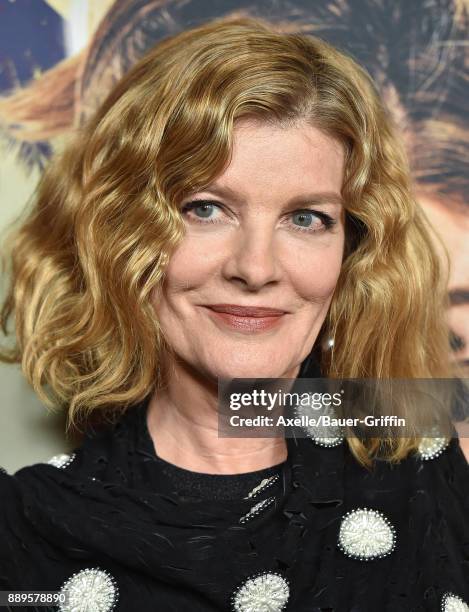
<box><xmin>0</xmin><ymin>16</ymin><xmax>458</xmax><ymax>465</ymax></box>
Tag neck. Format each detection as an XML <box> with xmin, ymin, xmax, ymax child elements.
<box><xmin>146</xmin><ymin>357</ymin><xmax>300</xmax><ymax>474</ymax></box>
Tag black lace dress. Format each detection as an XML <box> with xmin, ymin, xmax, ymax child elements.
<box><xmin>0</xmin><ymin>354</ymin><xmax>468</xmax><ymax>612</ymax></box>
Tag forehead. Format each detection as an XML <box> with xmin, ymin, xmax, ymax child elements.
<box><xmin>215</xmin><ymin>119</ymin><xmax>345</xmax><ymax>197</ymax></box>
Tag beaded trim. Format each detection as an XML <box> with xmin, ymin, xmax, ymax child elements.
<box><xmin>337</xmin><ymin>507</ymin><xmax>396</xmax><ymax>560</ymax></box>
<box><xmin>417</xmin><ymin>436</ymin><xmax>450</xmax><ymax>461</ymax></box>
<box><xmin>231</xmin><ymin>570</ymin><xmax>290</xmax><ymax>612</ymax></box>
<box><xmin>47</xmin><ymin>452</ymin><xmax>76</xmax><ymax>469</ymax></box>
<box><xmin>244</xmin><ymin>474</ymin><xmax>280</xmax><ymax>500</ymax></box>
<box><xmin>293</xmin><ymin>401</ymin><xmax>344</xmax><ymax>447</ymax></box>
<box><xmin>58</xmin><ymin>567</ymin><xmax>119</xmax><ymax>612</ymax></box>
<box><xmin>310</xmin><ymin>435</ymin><xmax>344</xmax><ymax>448</ymax></box>
<box><xmin>239</xmin><ymin>496</ymin><xmax>275</xmax><ymax>524</ymax></box>
<box><xmin>441</xmin><ymin>592</ymin><xmax>469</xmax><ymax>611</ymax></box>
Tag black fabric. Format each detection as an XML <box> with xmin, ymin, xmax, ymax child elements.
<box><xmin>0</xmin><ymin>351</ymin><xmax>468</xmax><ymax>611</ymax></box>
<box><xmin>139</xmin><ymin>407</ymin><xmax>285</xmax><ymax>502</ymax></box>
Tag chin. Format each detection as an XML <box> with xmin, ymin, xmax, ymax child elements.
<box><xmin>212</xmin><ymin>361</ymin><xmax>291</xmax><ymax>381</ymax></box>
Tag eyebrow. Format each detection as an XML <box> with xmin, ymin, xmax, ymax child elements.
<box><xmin>200</xmin><ymin>184</ymin><xmax>344</xmax><ymax>207</ymax></box>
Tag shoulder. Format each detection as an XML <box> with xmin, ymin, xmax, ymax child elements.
<box><xmin>416</xmin><ymin>434</ymin><xmax>469</xmax><ymax>490</ymax></box>
<box><xmin>374</xmin><ymin>434</ymin><xmax>468</xmax><ymax>486</ymax></box>
<box><xmin>341</xmin><ymin>434</ymin><xmax>469</xmax><ymax>544</ymax></box>
<box><xmin>338</xmin><ymin>436</ymin><xmax>469</xmax><ymax>602</ymax></box>
<box><xmin>0</xmin><ymin>441</ymin><xmax>107</xmax><ymax>588</ymax></box>
<box><xmin>380</xmin><ymin>435</ymin><xmax>468</xmax><ymax>496</ymax></box>
<box><xmin>0</xmin><ymin>465</ymin><xmax>41</xmax><ymax>588</ymax></box>
<box><xmin>0</xmin><ymin>450</ymin><xmax>80</xmax><ymax>519</ymax></box>
<box><xmin>0</xmin><ymin>404</ymin><xmax>141</xmax><ymax>518</ymax></box>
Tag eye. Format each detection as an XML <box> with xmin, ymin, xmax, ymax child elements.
<box><xmin>289</xmin><ymin>209</ymin><xmax>337</xmax><ymax>233</ymax></box>
<box><xmin>180</xmin><ymin>200</ymin><xmax>337</xmax><ymax>233</ymax></box>
<box><xmin>180</xmin><ymin>200</ymin><xmax>223</xmax><ymax>224</ymax></box>
<box><xmin>292</xmin><ymin>210</ymin><xmax>322</xmax><ymax>230</ymax></box>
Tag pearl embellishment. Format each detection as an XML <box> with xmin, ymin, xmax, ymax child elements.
<box><xmin>47</xmin><ymin>452</ymin><xmax>76</xmax><ymax>469</ymax></box>
<box><xmin>338</xmin><ymin>508</ymin><xmax>396</xmax><ymax>560</ymax></box>
<box><xmin>293</xmin><ymin>401</ymin><xmax>344</xmax><ymax>447</ymax></box>
<box><xmin>442</xmin><ymin>592</ymin><xmax>469</xmax><ymax>612</ymax></box>
<box><xmin>58</xmin><ymin>567</ymin><xmax>118</xmax><ymax>612</ymax></box>
<box><xmin>239</xmin><ymin>497</ymin><xmax>275</xmax><ymax>524</ymax></box>
<box><xmin>231</xmin><ymin>571</ymin><xmax>290</xmax><ymax>612</ymax></box>
<box><xmin>417</xmin><ymin>436</ymin><xmax>450</xmax><ymax>460</ymax></box>
<box><xmin>244</xmin><ymin>474</ymin><xmax>279</xmax><ymax>499</ymax></box>
<box><xmin>310</xmin><ymin>434</ymin><xmax>344</xmax><ymax>448</ymax></box>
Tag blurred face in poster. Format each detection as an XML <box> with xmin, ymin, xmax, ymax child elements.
<box><xmin>417</xmin><ymin>191</ymin><xmax>469</xmax><ymax>366</ymax></box>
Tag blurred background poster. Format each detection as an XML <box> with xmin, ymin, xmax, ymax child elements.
<box><xmin>0</xmin><ymin>0</ymin><xmax>467</xmax><ymax>470</ymax></box>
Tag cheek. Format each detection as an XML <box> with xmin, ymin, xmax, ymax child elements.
<box><xmin>282</xmin><ymin>237</ymin><xmax>344</xmax><ymax>302</ymax></box>
<box><xmin>153</xmin><ymin>226</ymin><xmax>344</xmax><ymax>307</ymax></box>
<box><xmin>151</xmin><ymin>235</ymin><xmax>216</xmax><ymax>309</ymax></box>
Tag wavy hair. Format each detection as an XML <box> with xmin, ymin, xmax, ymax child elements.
<box><xmin>0</xmin><ymin>16</ymin><xmax>458</xmax><ymax>465</ymax></box>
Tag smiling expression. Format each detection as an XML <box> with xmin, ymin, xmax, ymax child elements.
<box><xmin>151</xmin><ymin>118</ymin><xmax>346</xmax><ymax>382</ymax></box>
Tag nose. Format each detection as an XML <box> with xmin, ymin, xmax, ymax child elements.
<box><xmin>222</xmin><ymin>222</ymin><xmax>282</xmax><ymax>290</ymax></box>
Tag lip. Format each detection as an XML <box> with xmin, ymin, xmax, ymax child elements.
<box><xmin>202</xmin><ymin>305</ymin><xmax>287</xmax><ymax>333</ymax></box>
<box><xmin>205</xmin><ymin>304</ymin><xmax>288</xmax><ymax>316</ymax></box>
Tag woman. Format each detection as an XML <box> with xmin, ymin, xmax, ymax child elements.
<box><xmin>0</xmin><ymin>16</ymin><xmax>467</xmax><ymax>612</ymax></box>
<box><xmin>2</xmin><ymin>1</ymin><xmax>468</xmax><ymax>367</ymax></box>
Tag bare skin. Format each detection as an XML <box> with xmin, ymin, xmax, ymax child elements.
<box><xmin>148</xmin><ymin>119</ymin><xmax>346</xmax><ymax>474</ymax></box>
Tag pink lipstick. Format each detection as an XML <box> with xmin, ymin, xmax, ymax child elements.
<box><xmin>203</xmin><ymin>304</ymin><xmax>287</xmax><ymax>332</ymax></box>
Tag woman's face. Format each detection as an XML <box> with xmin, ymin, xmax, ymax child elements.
<box><xmin>152</xmin><ymin>119</ymin><xmax>346</xmax><ymax>382</ymax></box>
<box><xmin>416</xmin><ymin>192</ymin><xmax>469</xmax><ymax>368</ymax></box>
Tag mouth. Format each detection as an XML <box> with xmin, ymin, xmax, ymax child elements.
<box><xmin>205</xmin><ymin>304</ymin><xmax>288</xmax><ymax>316</ymax></box>
<box><xmin>201</xmin><ymin>305</ymin><xmax>287</xmax><ymax>333</ymax></box>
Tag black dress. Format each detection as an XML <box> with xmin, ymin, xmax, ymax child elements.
<box><xmin>0</xmin><ymin>354</ymin><xmax>468</xmax><ymax>612</ymax></box>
